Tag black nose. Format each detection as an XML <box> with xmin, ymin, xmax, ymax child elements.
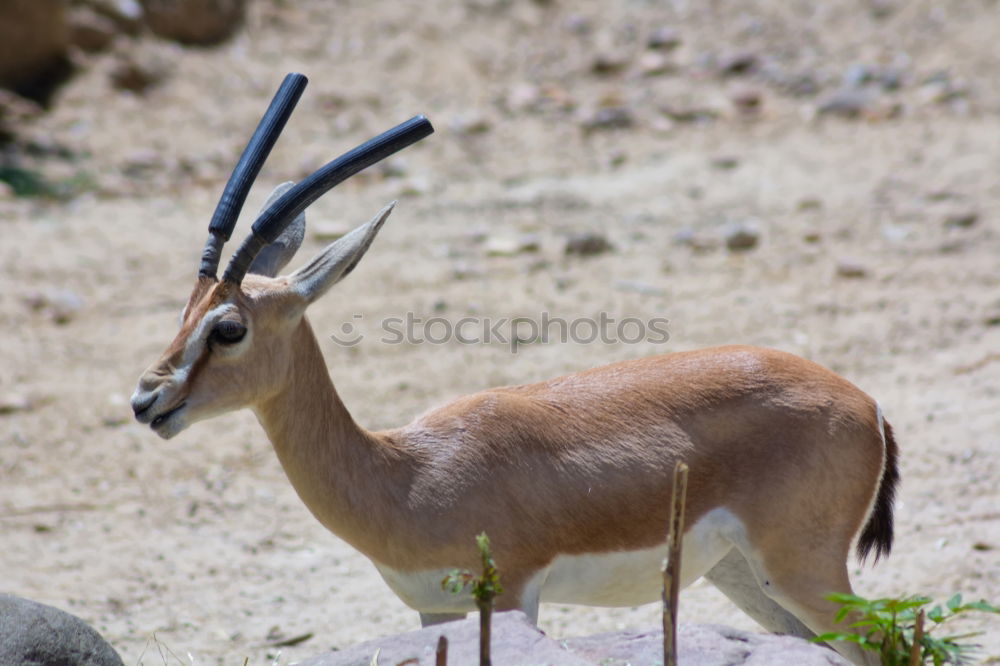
<box><xmin>132</xmin><ymin>393</ymin><xmax>157</xmax><ymax>417</ymax></box>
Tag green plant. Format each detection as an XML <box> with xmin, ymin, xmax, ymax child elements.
<box><xmin>442</xmin><ymin>532</ymin><xmax>503</xmax><ymax>666</ymax></box>
<box><xmin>816</xmin><ymin>593</ymin><xmax>999</xmax><ymax>665</ymax></box>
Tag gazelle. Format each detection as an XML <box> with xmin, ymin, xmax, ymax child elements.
<box><xmin>132</xmin><ymin>74</ymin><xmax>898</xmax><ymax>665</ymax></box>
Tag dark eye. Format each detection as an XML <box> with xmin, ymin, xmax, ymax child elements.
<box><xmin>210</xmin><ymin>320</ymin><xmax>246</xmax><ymax>346</ymax></box>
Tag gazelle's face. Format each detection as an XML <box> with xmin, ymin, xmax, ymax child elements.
<box><xmin>131</xmin><ymin>276</ymin><xmax>304</xmax><ymax>439</ymax></box>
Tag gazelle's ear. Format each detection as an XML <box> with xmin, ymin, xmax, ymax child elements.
<box><xmin>289</xmin><ymin>201</ymin><xmax>395</xmax><ymax>304</ymax></box>
<box><xmin>249</xmin><ymin>182</ymin><xmax>306</xmax><ymax>277</ymax></box>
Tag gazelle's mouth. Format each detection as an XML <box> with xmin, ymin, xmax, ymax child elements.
<box><xmin>151</xmin><ymin>402</ymin><xmax>187</xmax><ymax>431</ymax></box>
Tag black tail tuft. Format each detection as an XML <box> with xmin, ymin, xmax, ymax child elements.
<box><xmin>856</xmin><ymin>420</ymin><xmax>900</xmax><ymax>564</ymax></box>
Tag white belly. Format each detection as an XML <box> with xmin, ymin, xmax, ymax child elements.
<box><xmin>374</xmin><ymin>508</ymin><xmax>743</xmax><ymax>613</ymax></box>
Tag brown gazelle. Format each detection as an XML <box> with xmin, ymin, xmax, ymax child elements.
<box><xmin>132</xmin><ymin>74</ymin><xmax>898</xmax><ymax>665</ymax></box>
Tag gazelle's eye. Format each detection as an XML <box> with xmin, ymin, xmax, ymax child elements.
<box><xmin>210</xmin><ymin>320</ymin><xmax>246</xmax><ymax>346</ymax></box>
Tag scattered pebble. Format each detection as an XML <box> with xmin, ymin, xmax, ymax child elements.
<box><xmin>636</xmin><ymin>52</ymin><xmax>674</xmax><ymax>77</ymax></box>
<box><xmin>564</xmin><ymin>231</ymin><xmax>613</xmax><ymax>256</ymax></box>
<box><xmin>647</xmin><ymin>26</ymin><xmax>681</xmax><ymax>51</ymax></box>
<box><xmin>717</xmin><ymin>51</ymin><xmax>758</xmax><ymax>77</ymax></box>
<box><xmin>579</xmin><ymin>106</ymin><xmax>634</xmax><ymax>132</ymax></box>
<box><xmin>711</xmin><ymin>156</ymin><xmax>740</xmax><ymax>170</ymax></box>
<box><xmin>730</xmin><ymin>87</ymin><xmax>762</xmax><ymax>114</ymax></box>
<box><xmin>944</xmin><ymin>210</ymin><xmax>978</xmax><ymax>229</ymax></box>
<box><xmin>591</xmin><ymin>53</ymin><xmax>629</xmax><ymax>75</ymax></box>
<box><xmin>836</xmin><ymin>259</ymin><xmax>868</xmax><ymax>278</ymax></box>
<box><xmin>0</xmin><ymin>394</ymin><xmax>33</xmax><ymax>415</ymax></box>
<box><xmin>451</xmin><ymin>112</ymin><xmax>493</xmax><ymax>135</ymax></box>
<box><xmin>724</xmin><ymin>222</ymin><xmax>760</xmax><ymax>251</ymax></box>
<box><xmin>615</xmin><ymin>280</ymin><xmax>665</xmax><ymax>297</ymax></box>
<box><xmin>23</xmin><ymin>289</ymin><xmax>84</xmax><ymax>324</ymax></box>
<box><xmin>816</xmin><ymin>88</ymin><xmax>877</xmax><ymax>118</ymax></box>
<box><xmin>485</xmin><ymin>234</ymin><xmax>541</xmax><ymax>257</ymax></box>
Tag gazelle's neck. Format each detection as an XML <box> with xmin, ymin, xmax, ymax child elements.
<box><xmin>252</xmin><ymin>316</ymin><xmax>407</xmax><ymax>558</ymax></box>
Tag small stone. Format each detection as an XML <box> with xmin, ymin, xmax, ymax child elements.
<box><xmin>730</xmin><ymin>87</ymin><xmax>762</xmax><ymax>114</ymax></box>
<box><xmin>69</xmin><ymin>7</ymin><xmax>118</xmax><ymax>52</ymax></box>
<box><xmin>311</xmin><ymin>221</ymin><xmax>351</xmax><ymax>241</ymax></box>
<box><xmin>591</xmin><ymin>53</ymin><xmax>629</xmax><ymax>75</ymax></box>
<box><xmin>110</xmin><ymin>52</ymin><xmax>170</xmax><ymax>93</ymax></box>
<box><xmin>0</xmin><ymin>394</ymin><xmax>32</xmax><ymax>415</ymax></box>
<box><xmin>717</xmin><ymin>51</ymin><xmax>758</xmax><ymax>76</ymax></box>
<box><xmin>579</xmin><ymin>106</ymin><xmax>634</xmax><ymax>132</ymax></box>
<box><xmin>836</xmin><ymin>259</ymin><xmax>868</xmax><ymax>278</ymax></box>
<box><xmin>711</xmin><ymin>156</ymin><xmax>740</xmax><ymax>170</ymax></box>
<box><xmin>724</xmin><ymin>222</ymin><xmax>760</xmax><ymax>251</ymax></box>
<box><xmin>843</xmin><ymin>63</ymin><xmax>873</xmax><ymax>89</ymax></box>
<box><xmin>485</xmin><ymin>234</ymin><xmax>540</xmax><ymax>257</ymax></box>
<box><xmin>944</xmin><ymin>210</ymin><xmax>978</xmax><ymax>228</ymax></box>
<box><xmin>817</xmin><ymin>88</ymin><xmax>877</xmax><ymax>118</ymax></box>
<box><xmin>647</xmin><ymin>26</ymin><xmax>681</xmax><ymax>51</ymax></box>
<box><xmin>564</xmin><ymin>231</ymin><xmax>613</xmax><ymax>256</ymax></box>
<box><xmin>636</xmin><ymin>52</ymin><xmax>674</xmax><ymax>77</ymax></box>
<box><xmin>451</xmin><ymin>113</ymin><xmax>492</xmax><ymax>135</ymax></box>
<box><xmin>563</xmin><ymin>14</ymin><xmax>591</xmax><ymax>35</ymax></box>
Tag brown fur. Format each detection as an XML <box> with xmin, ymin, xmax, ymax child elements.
<box><xmin>135</xmin><ymin>274</ymin><xmax>896</xmax><ymax>666</ymax></box>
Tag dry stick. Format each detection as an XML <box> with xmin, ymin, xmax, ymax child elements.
<box><xmin>909</xmin><ymin>609</ymin><xmax>925</xmax><ymax>666</ymax></box>
<box><xmin>479</xmin><ymin>599</ymin><xmax>492</xmax><ymax>666</ymax></box>
<box><xmin>436</xmin><ymin>634</ymin><xmax>448</xmax><ymax>666</ymax></box>
<box><xmin>662</xmin><ymin>461</ymin><xmax>689</xmax><ymax>666</ymax></box>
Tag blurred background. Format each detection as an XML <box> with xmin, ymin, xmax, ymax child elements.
<box><xmin>0</xmin><ymin>0</ymin><xmax>997</xmax><ymax>663</ymax></box>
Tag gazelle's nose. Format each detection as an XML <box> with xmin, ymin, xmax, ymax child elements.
<box><xmin>131</xmin><ymin>391</ymin><xmax>158</xmax><ymax>420</ymax></box>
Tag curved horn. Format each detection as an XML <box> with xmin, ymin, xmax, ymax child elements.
<box><xmin>222</xmin><ymin>114</ymin><xmax>434</xmax><ymax>285</ymax></box>
<box><xmin>199</xmin><ymin>72</ymin><xmax>309</xmax><ymax>278</ymax></box>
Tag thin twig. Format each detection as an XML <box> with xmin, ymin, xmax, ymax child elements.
<box><xmin>479</xmin><ymin>600</ymin><xmax>492</xmax><ymax>666</ymax></box>
<box><xmin>909</xmin><ymin>609</ymin><xmax>925</xmax><ymax>666</ymax></box>
<box><xmin>662</xmin><ymin>461</ymin><xmax>689</xmax><ymax>666</ymax></box>
<box><xmin>436</xmin><ymin>634</ymin><xmax>448</xmax><ymax>666</ymax></box>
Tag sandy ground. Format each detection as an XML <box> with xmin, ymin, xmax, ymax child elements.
<box><xmin>1</xmin><ymin>0</ymin><xmax>998</xmax><ymax>663</ymax></box>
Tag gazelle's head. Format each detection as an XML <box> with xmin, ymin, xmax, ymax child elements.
<box><xmin>129</xmin><ymin>72</ymin><xmax>432</xmax><ymax>439</ymax></box>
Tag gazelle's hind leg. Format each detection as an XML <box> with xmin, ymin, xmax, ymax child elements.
<box><xmin>704</xmin><ymin>548</ymin><xmax>815</xmax><ymax>637</ymax></box>
<box><xmin>731</xmin><ymin>541</ymin><xmax>878</xmax><ymax>666</ymax></box>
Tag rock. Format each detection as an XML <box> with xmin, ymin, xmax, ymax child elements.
<box><xmin>725</xmin><ymin>222</ymin><xmax>760</xmax><ymax>251</ymax></box>
<box><xmin>296</xmin><ymin>612</ymin><xmax>850</xmax><ymax>665</ymax></box>
<box><xmin>637</xmin><ymin>51</ymin><xmax>674</xmax><ymax>77</ymax></box>
<box><xmin>80</xmin><ymin>0</ymin><xmax>144</xmax><ymax>34</ymax></box>
<box><xmin>731</xmin><ymin>87</ymin><xmax>762</xmax><ymax>114</ymax></box>
<box><xmin>140</xmin><ymin>0</ymin><xmax>248</xmax><ymax>45</ymax></box>
<box><xmin>590</xmin><ymin>52</ymin><xmax>629</xmax><ymax>75</ymax></box>
<box><xmin>579</xmin><ymin>105</ymin><xmax>634</xmax><ymax>131</ymax></box>
<box><xmin>717</xmin><ymin>51</ymin><xmax>758</xmax><ymax>76</ymax></box>
<box><xmin>817</xmin><ymin>88</ymin><xmax>877</xmax><ymax>118</ymax></box>
<box><xmin>69</xmin><ymin>7</ymin><xmax>119</xmax><ymax>52</ymax></box>
<box><xmin>110</xmin><ymin>49</ymin><xmax>170</xmax><ymax>93</ymax></box>
<box><xmin>836</xmin><ymin>259</ymin><xmax>868</xmax><ymax>278</ymax></box>
<box><xmin>485</xmin><ymin>234</ymin><xmax>541</xmax><ymax>257</ymax></box>
<box><xmin>647</xmin><ymin>26</ymin><xmax>681</xmax><ymax>51</ymax></box>
<box><xmin>0</xmin><ymin>394</ymin><xmax>32</xmax><ymax>415</ymax></box>
<box><xmin>564</xmin><ymin>231</ymin><xmax>613</xmax><ymax>256</ymax></box>
<box><xmin>0</xmin><ymin>594</ymin><xmax>125</xmax><ymax>666</ymax></box>
<box><xmin>0</xmin><ymin>0</ymin><xmax>71</xmax><ymax>103</ymax></box>
<box><xmin>24</xmin><ymin>288</ymin><xmax>85</xmax><ymax>324</ymax></box>
<box><xmin>944</xmin><ymin>210</ymin><xmax>978</xmax><ymax>228</ymax></box>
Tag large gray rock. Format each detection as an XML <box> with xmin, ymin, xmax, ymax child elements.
<box><xmin>299</xmin><ymin>611</ymin><xmax>851</xmax><ymax>665</ymax></box>
<box><xmin>0</xmin><ymin>594</ymin><xmax>125</xmax><ymax>666</ymax></box>
<box><xmin>0</xmin><ymin>0</ymin><xmax>71</xmax><ymax>100</ymax></box>
<box><xmin>140</xmin><ymin>0</ymin><xmax>248</xmax><ymax>45</ymax></box>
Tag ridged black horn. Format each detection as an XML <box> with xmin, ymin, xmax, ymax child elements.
<box><xmin>199</xmin><ymin>73</ymin><xmax>308</xmax><ymax>278</ymax></box>
<box><xmin>222</xmin><ymin>114</ymin><xmax>434</xmax><ymax>285</ymax></box>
